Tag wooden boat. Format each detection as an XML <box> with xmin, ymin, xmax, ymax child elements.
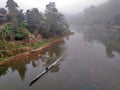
<box><xmin>29</xmin><ymin>56</ymin><xmax>62</xmax><ymax>86</ymax></box>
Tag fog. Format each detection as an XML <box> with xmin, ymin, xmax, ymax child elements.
<box><xmin>68</xmin><ymin>0</ymin><xmax>120</xmax><ymax>26</ymax></box>
<box><xmin>0</xmin><ymin>0</ymin><xmax>108</xmax><ymax>13</ymax></box>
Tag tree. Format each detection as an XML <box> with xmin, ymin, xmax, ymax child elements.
<box><xmin>6</xmin><ymin>0</ymin><xmax>19</xmax><ymax>30</ymax></box>
<box><xmin>26</xmin><ymin>8</ymin><xmax>44</xmax><ymax>33</ymax></box>
<box><xmin>18</xmin><ymin>9</ymin><xmax>25</xmax><ymax>24</ymax></box>
<box><xmin>45</xmin><ymin>2</ymin><xmax>69</xmax><ymax>38</ymax></box>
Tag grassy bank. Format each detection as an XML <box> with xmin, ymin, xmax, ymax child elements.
<box><xmin>0</xmin><ymin>31</ymin><xmax>73</xmax><ymax>62</ymax></box>
<box><xmin>0</xmin><ymin>39</ymin><xmax>50</xmax><ymax>60</ymax></box>
<box><xmin>0</xmin><ymin>38</ymin><xmax>65</xmax><ymax>65</ymax></box>
<box><xmin>0</xmin><ymin>36</ymin><xmax>62</xmax><ymax>61</ymax></box>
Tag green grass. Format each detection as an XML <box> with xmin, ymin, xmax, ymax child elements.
<box><xmin>0</xmin><ymin>58</ymin><xmax>4</xmax><ymax>61</ymax></box>
<box><xmin>35</xmin><ymin>40</ymin><xmax>49</xmax><ymax>48</ymax></box>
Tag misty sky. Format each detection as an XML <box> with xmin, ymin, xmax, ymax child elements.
<box><xmin>1</xmin><ymin>0</ymin><xmax>108</xmax><ymax>13</ymax></box>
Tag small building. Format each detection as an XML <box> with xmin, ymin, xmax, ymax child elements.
<box><xmin>0</xmin><ymin>14</ymin><xmax>7</xmax><ymax>24</ymax></box>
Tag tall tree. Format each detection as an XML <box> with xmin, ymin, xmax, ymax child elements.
<box><xmin>6</xmin><ymin>0</ymin><xmax>19</xmax><ymax>30</ymax></box>
<box><xmin>26</xmin><ymin>8</ymin><xmax>44</xmax><ymax>32</ymax></box>
<box><xmin>18</xmin><ymin>9</ymin><xmax>25</xmax><ymax>24</ymax></box>
<box><xmin>45</xmin><ymin>2</ymin><xmax>69</xmax><ymax>37</ymax></box>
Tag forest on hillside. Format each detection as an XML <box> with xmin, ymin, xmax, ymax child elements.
<box><xmin>69</xmin><ymin>0</ymin><xmax>120</xmax><ymax>26</ymax></box>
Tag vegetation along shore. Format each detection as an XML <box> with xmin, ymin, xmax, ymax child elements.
<box><xmin>0</xmin><ymin>0</ymin><xmax>71</xmax><ymax>61</ymax></box>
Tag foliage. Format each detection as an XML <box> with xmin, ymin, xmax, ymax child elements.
<box><xmin>15</xmin><ymin>34</ymin><xmax>25</xmax><ymax>40</ymax></box>
<box><xmin>15</xmin><ymin>28</ymin><xmax>29</xmax><ymax>40</ymax></box>
<box><xmin>35</xmin><ymin>40</ymin><xmax>49</xmax><ymax>47</ymax></box>
<box><xmin>0</xmin><ymin>58</ymin><xmax>4</xmax><ymax>61</ymax></box>
<box><xmin>0</xmin><ymin>40</ymin><xmax>7</xmax><ymax>49</ymax></box>
<box><xmin>18</xmin><ymin>9</ymin><xmax>25</xmax><ymax>24</ymax></box>
<box><xmin>45</xmin><ymin>2</ymin><xmax>69</xmax><ymax>38</ymax></box>
<box><xmin>26</xmin><ymin>8</ymin><xmax>44</xmax><ymax>30</ymax></box>
<box><xmin>0</xmin><ymin>23</ymin><xmax>29</xmax><ymax>41</ymax></box>
<box><xmin>25</xmin><ymin>2</ymin><xmax>69</xmax><ymax>38</ymax></box>
<box><xmin>4</xmin><ymin>24</ymin><xmax>13</xmax><ymax>31</ymax></box>
<box><xmin>0</xmin><ymin>0</ymin><xmax>69</xmax><ymax>42</ymax></box>
<box><xmin>0</xmin><ymin>24</ymin><xmax>14</xmax><ymax>40</ymax></box>
<box><xmin>19</xmin><ymin>22</ymin><xmax>28</xmax><ymax>28</ymax></box>
<box><xmin>6</xmin><ymin>0</ymin><xmax>19</xmax><ymax>29</ymax></box>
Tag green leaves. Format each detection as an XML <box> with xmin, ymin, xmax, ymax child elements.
<box><xmin>4</xmin><ymin>24</ymin><xmax>13</xmax><ymax>31</ymax></box>
<box><xmin>19</xmin><ymin>22</ymin><xmax>28</xmax><ymax>28</ymax></box>
<box><xmin>0</xmin><ymin>24</ymin><xmax>14</xmax><ymax>40</ymax></box>
<box><xmin>45</xmin><ymin>2</ymin><xmax>69</xmax><ymax>38</ymax></box>
<box><xmin>6</xmin><ymin>0</ymin><xmax>19</xmax><ymax>29</ymax></box>
<box><xmin>15</xmin><ymin>33</ymin><xmax>25</xmax><ymax>40</ymax></box>
<box><xmin>0</xmin><ymin>58</ymin><xmax>4</xmax><ymax>61</ymax></box>
<box><xmin>0</xmin><ymin>40</ymin><xmax>7</xmax><ymax>49</ymax></box>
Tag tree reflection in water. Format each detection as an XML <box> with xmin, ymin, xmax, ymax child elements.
<box><xmin>0</xmin><ymin>40</ymin><xmax>66</xmax><ymax>80</ymax></box>
<box><xmin>82</xmin><ymin>25</ymin><xmax>120</xmax><ymax>58</ymax></box>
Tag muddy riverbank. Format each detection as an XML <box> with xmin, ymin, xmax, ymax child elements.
<box><xmin>0</xmin><ymin>38</ymin><xmax>64</xmax><ymax>65</ymax></box>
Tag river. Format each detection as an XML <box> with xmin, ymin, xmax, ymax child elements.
<box><xmin>0</xmin><ymin>25</ymin><xmax>120</xmax><ymax>90</ymax></box>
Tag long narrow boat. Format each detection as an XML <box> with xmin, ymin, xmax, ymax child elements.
<box><xmin>29</xmin><ymin>56</ymin><xmax>62</xmax><ymax>86</ymax></box>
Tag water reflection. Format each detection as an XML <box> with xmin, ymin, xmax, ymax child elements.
<box><xmin>80</xmin><ymin>25</ymin><xmax>120</xmax><ymax>58</ymax></box>
<box><xmin>0</xmin><ymin>39</ymin><xmax>65</xmax><ymax>80</ymax></box>
<box><xmin>40</xmin><ymin>42</ymin><xmax>65</xmax><ymax>73</ymax></box>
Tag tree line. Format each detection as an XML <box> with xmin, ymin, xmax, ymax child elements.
<box><xmin>71</xmin><ymin>0</ymin><xmax>120</xmax><ymax>26</ymax></box>
<box><xmin>0</xmin><ymin>0</ymin><xmax>69</xmax><ymax>41</ymax></box>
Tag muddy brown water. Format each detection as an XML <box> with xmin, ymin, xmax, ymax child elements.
<box><xmin>0</xmin><ymin>25</ymin><xmax>120</xmax><ymax>90</ymax></box>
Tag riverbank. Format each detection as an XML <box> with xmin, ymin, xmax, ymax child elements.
<box><xmin>94</xmin><ymin>24</ymin><xmax>120</xmax><ymax>31</ymax></box>
<box><xmin>111</xmin><ymin>25</ymin><xmax>120</xmax><ymax>30</ymax></box>
<box><xmin>0</xmin><ymin>37</ymin><xmax>65</xmax><ymax>65</ymax></box>
<box><xmin>72</xmin><ymin>23</ymin><xmax>120</xmax><ymax>31</ymax></box>
<box><xmin>0</xmin><ymin>32</ymin><xmax>74</xmax><ymax>65</ymax></box>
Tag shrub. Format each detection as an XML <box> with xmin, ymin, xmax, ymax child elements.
<box><xmin>15</xmin><ymin>28</ymin><xmax>29</xmax><ymax>40</ymax></box>
<box><xmin>3</xmin><ymin>24</ymin><xmax>13</xmax><ymax>31</ymax></box>
<box><xmin>19</xmin><ymin>22</ymin><xmax>28</xmax><ymax>28</ymax></box>
<box><xmin>2</xmin><ymin>24</ymin><xmax>15</xmax><ymax>40</ymax></box>
<box><xmin>0</xmin><ymin>58</ymin><xmax>4</xmax><ymax>61</ymax></box>
<box><xmin>0</xmin><ymin>40</ymin><xmax>7</xmax><ymax>49</ymax></box>
<box><xmin>15</xmin><ymin>34</ymin><xmax>25</xmax><ymax>40</ymax></box>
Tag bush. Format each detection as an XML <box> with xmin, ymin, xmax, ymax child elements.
<box><xmin>15</xmin><ymin>28</ymin><xmax>29</xmax><ymax>40</ymax></box>
<box><xmin>4</xmin><ymin>24</ymin><xmax>14</xmax><ymax>31</ymax></box>
<box><xmin>0</xmin><ymin>40</ymin><xmax>7</xmax><ymax>49</ymax></box>
<box><xmin>19</xmin><ymin>22</ymin><xmax>28</xmax><ymax>28</ymax></box>
<box><xmin>0</xmin><ymin>58</ymin><xmax>4</xmax><ymax>61</ymax></box>
<box><xmin>2</xmin><ymin>24</ymin><xmax>15</xmax><ymax>40</ymax></box>
<box><xmin>15</xmin><ymin>34</ymin><xmax>25</xmax><ymax>40</ymax></box>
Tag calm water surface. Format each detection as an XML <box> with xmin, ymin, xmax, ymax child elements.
<box><xmin>0</xmin><ymin>25</ymin><xmax>120</xmax><ymax>90</ymax></box>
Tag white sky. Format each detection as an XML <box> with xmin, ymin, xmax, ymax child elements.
<box><xmin>0</xmin><ymin>0</ymin><xmax>108</xmax><ymax>14</ymax></box>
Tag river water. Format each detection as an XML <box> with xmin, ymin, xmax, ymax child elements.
<box><xmin>0</xmin><ymin>25</ymin><xmax>120</xmax><ymax>90</ymax></box>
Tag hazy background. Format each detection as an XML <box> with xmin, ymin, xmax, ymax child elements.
<box><xmin>0</xmin><ymin>0</ymin><xmax>108</xmax><ymax>14</ymax></box>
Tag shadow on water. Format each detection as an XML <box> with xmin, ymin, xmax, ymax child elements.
<box><xmin>0</xmin><ymin>39</ymin><xmax>66</xmax><ymax>80</ymax></box>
